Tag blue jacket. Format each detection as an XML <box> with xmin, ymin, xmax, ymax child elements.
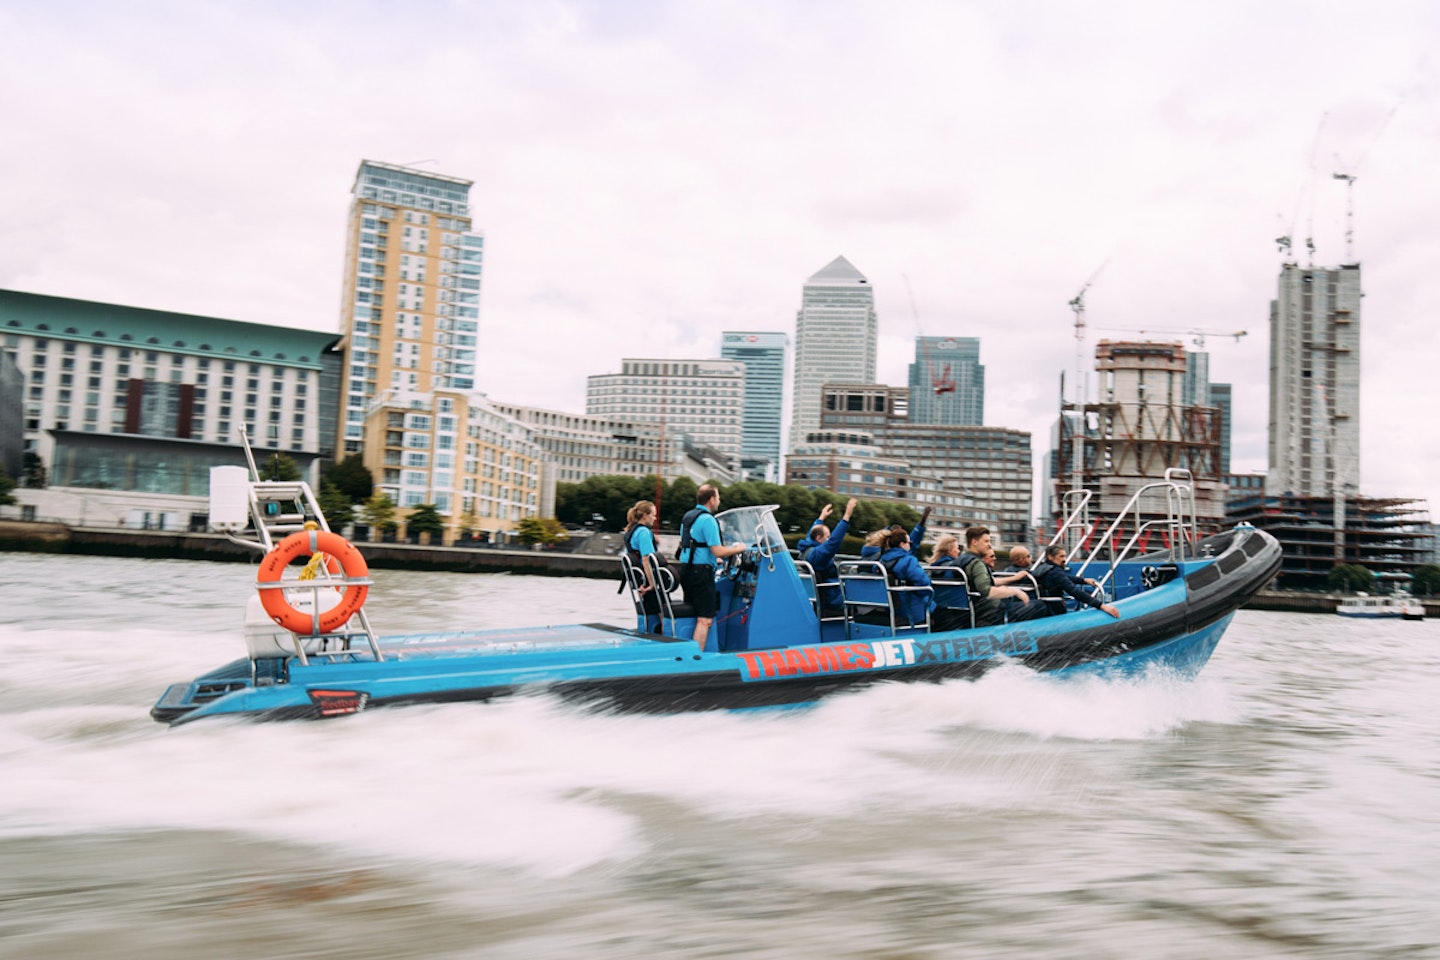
<box><xmin>878</xmin><ymin>547</ymin><xmax>934</xmax><ymax>625</ymax></box>
<box><xmin>801</xmin><ymin>518</ymin><xmax>851</xmax><ymax>608</ymax></box>
<box><xmin>862</xmin><ymin>521</ymin><xmax>925</xmax><ymax>561</ymax></box>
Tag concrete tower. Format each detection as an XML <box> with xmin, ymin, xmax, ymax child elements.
<box><xmin>789</xmin><ymin>256</ymin><xmax>877</xmax><ymax>450</ymax></box>
<box><xmin>1267</xmin><ymin>263</ymin><xmax>1361</xmax><ymax>497</ymax></box>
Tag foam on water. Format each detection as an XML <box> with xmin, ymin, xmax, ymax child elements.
<box><xmin>0</xmin><ymin>615</ymin><xmax>1240</xmax><ymax>877</ymax></box>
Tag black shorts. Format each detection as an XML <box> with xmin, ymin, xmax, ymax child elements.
<box><xmin>679</xmin><ymin>564</ymin><xmax>719</xmax><ymax>619</ymax></box>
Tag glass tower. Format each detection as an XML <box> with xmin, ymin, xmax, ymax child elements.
<box><xmin>907</xmin><ymin>336</ymin><xmax>984</xmax><ymax>425</ymax></box>
<box><xmin>721</xmin><ymin>330</ymin><xmax>787</xmax><ymax>467</ymax></box>
<box><xmin>789</xmin><ymin>256</ymin><xmax>877</xmax><ymax>450</ymax></box>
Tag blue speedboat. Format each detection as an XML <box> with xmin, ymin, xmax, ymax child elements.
<box><xmin>152</xmin><ymin>454</ymin><xmax>1281</xmax><ymax>725</ymax></box>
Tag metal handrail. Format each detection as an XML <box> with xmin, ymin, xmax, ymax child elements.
<box><xmin>1073</xmin><ymin>471</ymin><xmax>1198</xmax><ymax>589</ymax></box>
<box><xmin>229</xmin><ymin>426</ymin><xmax>384</xmax><ymax>663</ymax></box>
<box><xmin>1049</xmin><ymin>489</ymin><xmax>1096</xmax><ymax>562</ymax></box>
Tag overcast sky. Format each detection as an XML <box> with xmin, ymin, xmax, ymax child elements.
<box><xmin>3</xmin><ymin>0</ymin><xmax>1437</xmax><ymax>517</ymax></box>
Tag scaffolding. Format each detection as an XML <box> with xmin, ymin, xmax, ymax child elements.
<box><xmin>1227</xmin><ymin>493</ymin><xmax>1432</xmax><ymax>588</ymax></box>
<box><xmin>1052</xmin><ymin>341</ymin><xmax>1228</xmax><ymax>543</ymax></box>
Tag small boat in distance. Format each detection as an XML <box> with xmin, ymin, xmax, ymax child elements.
<box><xmin>1335</xmin><ymin>592</ymin><xmax>1425</xmax><ymax>621</ymax></box>
<box><xmin>151</xmin><ymin>436</ymin><xmax>1282</xmax><ymax>725</ymax></box>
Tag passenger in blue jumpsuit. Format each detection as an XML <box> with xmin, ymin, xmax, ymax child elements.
<box><xmin>859</xmin><ymin>506</ymin><xmax>931</xmax><ymax>559</ymax></box>
<box><xmin>798</xmin><ymin>498</ymin><xmax>856</xmax><ymax>614</ymax></box>
<box><xmin>876</xmin><ymin>524</ymin><xmax>935</xmax><ymax>627</ymax></box>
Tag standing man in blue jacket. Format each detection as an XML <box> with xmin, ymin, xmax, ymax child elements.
<box><xmin>676</xmin><ymin>484</ymin><xmax>748</xmax><ymax>652</ymax></box>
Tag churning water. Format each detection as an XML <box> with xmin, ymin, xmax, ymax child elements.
<box><xmin>2</xmin><ymin>553</ymin><xmax>1437</xmax><ymax>959</ymax></box>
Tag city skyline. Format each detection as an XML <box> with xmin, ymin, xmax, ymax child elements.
<box><xmin>3</xmin><ymin>2</ymin><xmax>1437</xmax><ymax>516</ymax></box>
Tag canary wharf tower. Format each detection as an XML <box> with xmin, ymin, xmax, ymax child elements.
<box><xmin>789</xmin><ymin>256</ymin><xmax>877</xmax><ymax>449</ymax></box>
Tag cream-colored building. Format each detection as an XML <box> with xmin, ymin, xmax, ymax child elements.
<box><xmin>337</xmin><ymin>160</ymin><xmax>483</xmax><ymax>458</ymax></box>
<box><xmin>363</xmin><ymin>389</ymin><xmax>546</xmax><ymax>543</ymax></box>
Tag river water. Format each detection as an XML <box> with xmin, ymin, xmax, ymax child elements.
<box><xmin>1</xmin><ymin>553</ymin><xmax>1437</xmax><ymax>959</ymax></box>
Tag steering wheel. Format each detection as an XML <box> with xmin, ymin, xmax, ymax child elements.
<box><xmin>720</xmin><ymin>544</ymin><xmax>761</xmax><ymax>580</ymax></box>
<box><xmin>740</xmin><ymin>544</ymin><xmax>762</xmax><ymax>573</ymax></box>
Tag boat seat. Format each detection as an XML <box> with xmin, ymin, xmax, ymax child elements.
<box><xmin>837</xmin><ymin>560</ymin><xmax>931</xmax><ymax>638</ymax></box>
<box><xmin>922</xmin><ymin>564</ymin><xmax>975</xmax><ymax>631</ymax></box>
<box><xmin>644</xmin><ymin>554</ymin><xmax>696</xmax><ymax>636</ymax></box>
<box><xmin>794</xmin><ymin>559</ymin><xmax>844</xmax><ymax>636</ymax></box>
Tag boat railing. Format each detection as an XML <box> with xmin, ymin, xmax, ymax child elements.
<box><xmin>1049</xmin><ymin>489</ymin><xmax>1097</xmax><ymax>562</ymax></box>
<box><xmin>1074</xmin><ymin>469</ymin><xmax>1198</xmax><ymax>590</ymax></box>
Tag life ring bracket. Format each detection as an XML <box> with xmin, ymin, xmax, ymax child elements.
<box><xmin>256</xmin><ymin>530</ymin><xmax>371</xmax><ymax>636</ymax></box>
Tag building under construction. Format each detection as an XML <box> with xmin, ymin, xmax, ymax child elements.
<box><xmin>1227</xmin><ymin>492</ymin><xmax>1432</xmax><ymax>589</ymax></box>
<box><xmin>1050</xmin><ymin>339</ymin><xmax>1227</xmax><ymax>548</ymax></box>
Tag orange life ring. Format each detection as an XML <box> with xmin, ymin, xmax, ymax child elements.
<box><xmin>256</xmin><ymin>530</ymin><xmax>370</xmax><ymax>635</ymax></box>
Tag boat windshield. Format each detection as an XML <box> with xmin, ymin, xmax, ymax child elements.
<box><xmin>715</xmin><ymin>504</ymin><xmax>786</xmax><ymax>555</ymax></box>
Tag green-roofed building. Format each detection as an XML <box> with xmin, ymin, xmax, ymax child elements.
<box><xmin>0</xmin><ymin>289</ymin><xmax>342</xmax><ymax>528</ymax></box>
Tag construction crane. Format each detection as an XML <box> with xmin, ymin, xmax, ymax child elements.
<box><xmin>1066</xmin><ymin>261</ymin><xmax>1107</xmax><ymax>406</ymax></box>
<box><xmin>1331</xmin><ymin>103</ymin><xmax>1397</xmax><ymax>263</ymax></box>
<box><xmin>1096</xmin><ymin>328</ymin><xmax>1248</xmax><ymax>349</ymax></box>
<box><xmin>904</xmin><ymin>274</ymin><xmax>955</xmax><ymax>395</ymax></box>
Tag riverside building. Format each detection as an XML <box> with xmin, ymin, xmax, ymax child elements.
<box><xmin>585</xmin><ymin>359</ymin><xmax>745</xmax><ymax>470</ymax></box>
<box><xmin>492</xmin><ymin>402</ymin><xmax>739</xmax><ymax>496</ymax></box>
<box><xmin>337</xmin><ymin>160</ymin><xmax>484</xmax><ymax>457</ymax></box>
<box><xmin>786</xmin><ymin>382</ymin><xmax>1033</xmax><ymax>543</ymax></box>
<box><xmin>0</xmin><ymin>289</ymin><xmax>340</xmax><ymax>529</ymax></box>
<box><xmin>789</xmin><ymin>256</ymin><xmax>877</xmax><ymax>451</ymax></box>
<box><xmin>363</xmin><ymin>388</ymin><xmax>545</xmax><ymax>543</ymax></box>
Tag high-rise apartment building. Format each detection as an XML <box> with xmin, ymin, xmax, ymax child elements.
<box><xmin>720</xmin><ymin>331</ymin><xmax>786</xmax><ymax>475</ymax></box>
<box><xmin>1267</xmin><ymin>263</ymin><xmax>1361</xmax><ymax>498</ymax></box>
<box><xmin>908</xmin><ymin>336</ymin><xmax>984</xmax><ymax>425</ymax></box>
<box><xmin>789</xmin><ymin>256</ymin><xmax>876</xmax><ymax>450</ymax></box>
<box><xmin>338</xmin><ymin>160</ymin><xmax>484</xmax><ymax>456</ymax></box>
<box><xmin>586</xmin><ymin>359</ymin><xmax>745</xmax><ymax>468</ymax></box>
